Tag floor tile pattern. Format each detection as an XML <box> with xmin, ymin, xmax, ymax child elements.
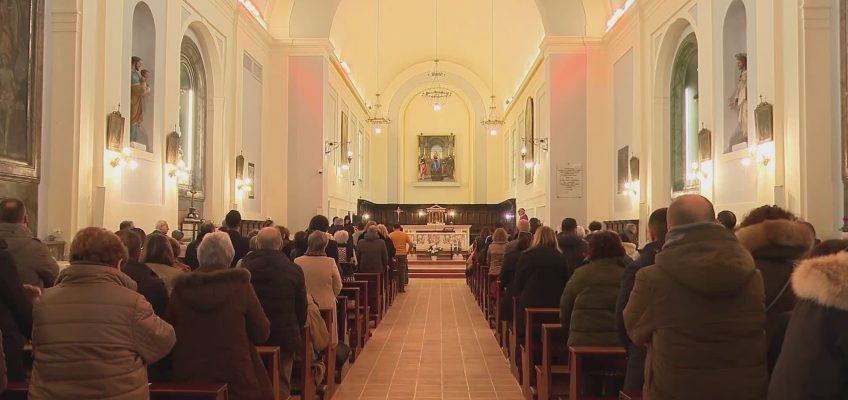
<box><xmin>333</xmin><ymin>279</ymin><xmax>523</xmax><ymax>400</ymax></box>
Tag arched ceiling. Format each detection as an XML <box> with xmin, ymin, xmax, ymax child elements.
<box><xmin>262</xmin><ymin>0</ymin><xmax>612</xmax><ymax>103</ymax></box>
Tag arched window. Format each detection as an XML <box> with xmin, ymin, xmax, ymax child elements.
<box><xmin>670</xmin><ymin>32</ymin><xmax>699</xmax><ymax>193</ymax></box>
<box><xmin>178</xmin><ymin>36</ymin><xmax>207</xmax><ymax>204</ymax></box>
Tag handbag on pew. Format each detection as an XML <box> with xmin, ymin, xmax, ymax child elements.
<box><xmin>306</xmin><ymin>295</ymin><xmax>330</xmax><ymax>352</ymax></box>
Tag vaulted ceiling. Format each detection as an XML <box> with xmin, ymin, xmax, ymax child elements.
<box><xmin>260</xmin><ymin>0</ymin><xmax>612</xmax><ymax>104</ymax></box>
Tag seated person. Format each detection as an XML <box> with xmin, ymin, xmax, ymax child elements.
<box><xmin>166</xmin><ymin>232</ymin><xmax>273</xmax><ymax>400</ymax></box>
<box><xmin>30</xmin><ymin>228</ymin><xmax>175</xmax><ymax>399</ymax></box>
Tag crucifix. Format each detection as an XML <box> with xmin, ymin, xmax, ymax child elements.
<box><xmin>393</xmin><ymin>206</ymin><xmax>404</xmax><ymax>222</ymax></box>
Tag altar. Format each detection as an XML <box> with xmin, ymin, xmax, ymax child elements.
<box><xmin>406</xmin><ymin>224</ymin><xmax>472</xmax><ymax>252</ymax></box>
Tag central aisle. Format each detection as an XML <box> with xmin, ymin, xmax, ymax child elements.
<box><xmin>333</xmin><ymin>279</ymin><xmax>523</xmax><ymax>400</ymax></box>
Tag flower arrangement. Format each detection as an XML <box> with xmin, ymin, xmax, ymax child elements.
<box><xmin>427</xmin><ymin>245</ymin><xmax>443</xmax><ymax>257</ymax></box>
<box><xmin>841</xmin><ymin>217</ymin><xmax>848</xmax><ymax>233</ymax></box>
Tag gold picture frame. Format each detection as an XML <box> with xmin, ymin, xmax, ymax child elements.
<box><xmin>106</xmin><ymin>110</ymin><xmax>125</xmax><ymax>152</ymax></box>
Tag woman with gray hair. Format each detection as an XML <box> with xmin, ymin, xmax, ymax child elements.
<box><xmin>294</xmin><ymin>231</ymin><xmax>342</xmax><ymax>341</ymax></box>
<box><xmin>165</xmin><ymin>232</ymin><xmax>273</xmax><ymax>400</ymax></box>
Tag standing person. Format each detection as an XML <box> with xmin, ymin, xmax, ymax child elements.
<box><xmin>0</xmin><ymin>198</ymin><xmax>59</xmax><ymax>288</ymax></box>
<box><xmin>352</xmin><ymin>222</ymin><xmax>366</xmax><ymax>247</ymax></box>
<box><xmin>143</xmin><ymin>234</ymin><xmax>186</xmax><ymax>295</ymax></box>
<box><xmin>334</xmin><ymin>230</ymin><xmax>355</xmax><ymax>265</ymax></box>
<box><xmin>505</xmin><ymin>219</ymin><xmax>531</xmax><ymax>254</ymax></box>
<box><xmin>586</xmin><ymin>221</ymin><xmax>603</xmax><ymax>241</ymax></box>
<box><xmin>512</xmin><ymin>226</ymin><xmax>571</xmax><ymax>339</ymax></box>
<box><xmin>222</xmin><ymin>210</ymin><xmax>251</xmax><ymax>267</ymax></box>
<box><xmin>615</xmin><ymin>208</ymin><xmax>668</xmax><ymax>392</ymax></box>
<box><xmin>717</xmin><ymin>210</ymin><xmax>737</xmax><ymax>231</ymax></box>
<box><xmin>294</xmin><ymin>232</ymin><xmax>342</xmax><ymax>343</ymax></box>
<box><xmin>0</xmin><ymin>238</ymin><xmax>32</xmax><ymax>383</ymax></box>
<box><xmin>517</xmin><ymin>208</ymin><xmax>529</xmax><ymax>221</ymax></box>
<box><xmin>116</xmin><ymin>230</ymin><xmax>168</xmax><ymax>316</ymax></box>
<box><xmin>167</xmin><ymin>232</ymin><xmax>273</xmax><ymax>400</ymax></box>
<box><xmin>624</xmin><ymin>195</ymin><xmax>767</xmax><ymax>400</ymax></box>
<box><xmin>557</xmin><ymin>217</ymin><xmax>588</xmax><ymax>274</ymax></box>
<box><xmin>184</xmin><ymin>222</ymin><xmax>215</xmax><ymax>271</ymax></box>
<box><xmin>560</xmin><ymin>231</ymin><xmax>628</xmax><ymax>346</ymax></box>
<box><xmin>377</xmin><ymin>225</ymin><xmax>396</xmax><ymax>266</ymax></box>
<box><xmin>487</xmin><ymin>228</ymin><xmax>508</xmax><ymax>277</ymax></box>
<box><xmin>294</xmin><ymin>216</ymin><xmax>339</xmax><ymax>263</ymax></box>
<box><xmin>30</xmin><ymin>228</ymin><xmax>175</xmax><ymax>399</ymax></box>
<box><xmin>388</xmin><ymin>224</ymin><xmax>415</xmax><ymax>290</ymax></box>
<box><xmin>471</xmin><ymin>228</ymin><xmax>492</xmax><ymax>268</ymax></box>
<box><xmin>151</xmin><ymin>220</ymin><xmax>169</xmax><ymax>236</ymax></box>
<box><xmin>328</xmin><ymin>217</ymin><xmax>344</xmax><ymax>235</ymax></box>
<box><xmin>119</xmin><ymin>221</ymin><xmax>135</xmax><ymax>231</ymax></box>
<box><xmin>498</xmin><ymin>232</ymin><xmax>532</xmax><ymax>323</ymax></box>
<box><xmin>241</xmin><ymin>228</ymin><xmax>307</xmax><ymax>398</ymax></box>
<box><xmin>357</xmin><ymin>227</ymin><xmax>388</xmax><ymax>274</ymax></box>
<box><xmin>620</xmin><ymin>223</ymin><xmax>639</xmax><ymax>245</ymax></box>
<box><xmin>735</xmin><ymin>205</ymin><xmax>814</xmax><ymax>374</ymax></box>
<box><xmin>529</xmin><ymin>218</ymin><xmax>542</xmax><ymax>235</ymax></box>
<box><xmin>768</xmin><ymin>245</ymin><xmax>848</xmax><ymax>399</ymax></box>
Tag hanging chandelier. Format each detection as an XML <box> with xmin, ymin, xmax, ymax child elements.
<box><xmin>481</xmin><ymin>0</ymin><xmax>503</xmax><ymax>135</ymax></box>
<box><xmin>421</xmin><ymin>0</ymin><xmax>451</xmax><ymax>112</ymax></box>
<box><xmin>366</xmin><ymin>0</ymin><xmax>390</xmax><ymax>134</ymax></box>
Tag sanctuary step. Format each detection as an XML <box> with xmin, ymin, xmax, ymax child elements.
<box><xmin>408</xmin><ymin>260</ymin><xmax>466</xmax><ymax>279</ymax></box>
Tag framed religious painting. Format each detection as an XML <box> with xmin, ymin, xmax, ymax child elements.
<box><xmin>617</xmin><ymin>146</ymin><xmax>629</xmax><ymax>193</ymax></box>
<box><xmin>524</xmin><ymin>97</ymin><xmax>535</xmax><ymax>185</ymax></box>
<box><xmin>417</xmin><ymin>134</ymin><xmax>456</xmax><ymax>182</ymax></box>
<box><xmin>0</xmin><ymin>0</ymin><xmax>44</xmax><ymax>182</ymax></box>
<box><xmin>754</xmin><ymin>100</ymin><xmax>773</xmax><ymax>144</ymax></box>
<box><xmin>106</xmin><ymin>110</ymin><xmax>125</xmax><ymax>152</ymax></box>
<box><xmin>247</xmin><ymin>162</ymin><xmax>255</xmax><ymax>199</ymax></box>
<box><xmin>698</xmin><ymin>128</ymin><xmax>712</xmax><ymax>162</ymax></box>
<box><xmin>340</xmin><ymin>111</ymin><xmax>349</xmax><ymax>167</ymax></box>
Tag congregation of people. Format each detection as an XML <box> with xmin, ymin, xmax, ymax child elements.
<box><xmin>469</xmin><ymin>194</ymin><xmax>847</xmax><ymax>399</ymax></box>
<box><xmin>0</xmin><ymin>197</ymin><xmax>414</xmax><ymax>399</ymax></box>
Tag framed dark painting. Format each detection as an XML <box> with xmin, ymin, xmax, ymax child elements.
<box><xmin>698</xmin><ymin>128</ymin><xmax>712</xmax><ymax>162</ymax></box>
<box><xmin>524</xmin><ymin>97</ymin><xmax>534</xmax><ymax>185</ymax></box>
<box><xmin>340</xmin><ymin>111</ymin><xmax>349</xmax><ymax>167</ymax></box>
<box><xmin>0</xmin><ymin>0</ymin><xmax>43</xmax><ymax>182</ymax></box>
<box><xmin>617</xmin><ymin>146</ymin><xmax>629</xmax><ymax>193</ymax></box>
<box><xmin>106</xmin><ymin>110</ymin><xmax>125</xmax><ymax>152</ymax></box>
<box><xmin>755</xmin><ymin>101</ymin><xmax>773</xmax><ymax>144</ymax></box>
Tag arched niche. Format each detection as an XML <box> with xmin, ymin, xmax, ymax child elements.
<box><xmin>178</xmin><ymin>32</ymin><xmax>207</xmax><ymax>216</ymax></box>
<box><xmin>669</xmin><ymin>31</ymin><xmax>699</xmax><ymax>194</ymax></box>
<box><xmin>130</xmin><ymin>2</ymin><xmax>156</xmax><ymax>153</ymax></box>
<box><xmin>723</xmin><ymin>0</ymin><xmax>748</xmax><ymax>153</ymax></box>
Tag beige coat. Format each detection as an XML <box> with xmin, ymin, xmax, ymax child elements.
<box><xmin>30</xmin><ymin>263</ymin><xmax>176</xmax><ymax>400</ymax></box>
<box><xmin>0</xmin><ymin>223</ymin><xmax>60</xmax><ymax>288</ymax></box>
<box><xmin>295</xmin><ymin>255</ymin><xmax>341</xmax><ymax>342</ymax></box>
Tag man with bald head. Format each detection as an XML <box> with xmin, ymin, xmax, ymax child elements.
<box><xmin>240</xmin><ymin>227</ymin><xmax>307</xmax><ymax>398</ymax></box>
<box><xmin>623</xmin><ymin>195</ymin><xmax>767</xmax><ymax>399</ymax></box>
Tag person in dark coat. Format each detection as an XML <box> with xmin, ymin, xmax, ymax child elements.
<box><xmin>512</xmin><ymin>226</ymin><xmax>571</xmax><ymax>339</ymax></box>
<box><xmin>184</xmin><ymin>222</ymin><xmax>215</xmax><ymax>271</ymax></box>
<box><xmin>614</xmin><ymin>207</ymin><xmax>667</xmax><ymax>391</ymax></box>
<box><xmin>293</xmin><ymin>216</ymin><xmax>339</xmax><ymax>263</ymax></box>
<box><xmin>768</xmin><ymin>246</ymin><xmax>848</xmax><ymax>399</ymax></box>
<box><xmin>221</xmin><ymin>210</ymin><xmax>251</xmax><ymax>267</ymax></box>
<box><xmin>499</xmin><ymin>232</ymin><xmax>532</xmax><ymax>322</ymax></box>
<box><xmin>357</xmin><ymin>227</ymin><xmax>388</xmax><ymax>274</ymax></box>
<box><xmin>560</xmin><ymin>231</ymin><xmax>628</xmax><ymax>346</ymax></box>
<box><xmin>166</xmin><ymin>231</ymin><xmax>273</xmax><ymax>400</ymax></box>
<box><xmin>624</xmin><ymin>195</ymin><xmax>767</xmax><ymax>400</ymax></box>
<box><xmin>735</xmin><ymin>205</ymin><xmax>814</xmax><ymax>374</ymax></box>
<box><xmin>556</xmin><ymin>217</ymin><xmax>587</xmax><ymax>274</ymax></box>
<box><xmin>0</xmin><ymin>238</ymin><xmax>32</xmax><ymax>382</ymax></box>
<box><xmin>116</xmin><ymin>230</ymin><xmax>169</xmax><ymax>317</ymax></box>
<box><xmin>240</xmin><ymin>227</ymin><xmax>307</xmax><ymax>398</ymax></box>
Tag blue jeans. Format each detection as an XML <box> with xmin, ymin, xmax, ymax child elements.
<box><xmin>397</xmin><ymin>255</ymin><xmax>409</xmax><ymax>286</ymax></box>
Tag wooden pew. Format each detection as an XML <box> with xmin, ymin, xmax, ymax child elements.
<box><xmin>619</xmin><ymin>390</ymin><xmax>643</xmax><ymax>400</ymax></box>
<box><xmin>508</xmin><ymin>296</ymin><xmax>522</xmax><ymax>383</ymax></box>
<box><xmin>291</xmin><ymin>324</ymin><xmax>316</xmax><ymax>400</ymax></box>
<box><xmin>480</xmin><ymin>266</ymin><xmax>490</xmax><ymax>315</ymax></box>
<box><xmin>490</xmin><ymin>278</ymin><xmax>502</xmax><ymax>331</ymax></box>
<box><xmin>568</xmin><ymin>346</ymin><xmax>626</xmax><ymax>400</ymax></box>
<box><xmin>257</xmin><ymin>346</ymin><xmax>281</xmax><ymax>400</ymax></box>
<box><xmin>0</xmin><ymin>382</ymin><xmax>229</xmax><ymax>400</ymax></box>
<box><xmin>354</xmin><ymin>273</ymin><xmax>383</xmax><ymax>325</ymax></box>
<box><xmin>318</xmin><ymin>308</ymin><xmax>337</xmax><ymax>399</ymax></box>
<box><xmin>535</xmin><ymin>324</ymin><xmax>570</xmax><ymax>400</ymax></box>
<box><xmin>521</xmin><ymin>308</ymin><xmax>560</xmax><ymax>400</ymax></box>
<box><xmin>340</xmin><ymin>287</ymin><xmax>363</xmax><ymax>360</ymax></box>
<box><xmin>343</xmin><ymin>280</ymin><xmax>370</xmax><ymax>347</ymax></box>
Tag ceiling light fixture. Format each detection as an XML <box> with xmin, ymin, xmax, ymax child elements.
<box><xmin>422</xmin><ymin>0</ymin><xmax>451</xmax><ymax>112</ymax></box>
<box><xmin>481</xmin><ymin>0</ymin><xmax>503</xmax><ymax>136</ymax></box>
<box><xmin>366</xmin><ymin>0</ymin><xmax>391</xmax><ymax>134</ymax></box>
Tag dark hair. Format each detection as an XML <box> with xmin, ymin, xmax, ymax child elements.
<box><xmin>479</xmin><ymin>228</ymin><xmax>491</xmax><ymax>241</ymax></box>
<box><xmin>809</xmin><ymin>239</ymin><xmax>848</xmax><ymax>258</ymax></box>
<box><xmin>740</xmin><ymin>205</ymin><xmax>796</xmax><ymax>228</ymax></box>
<box><xmin>588</xmin><ymin>221</ymin><xmax>603</xmax><ymax>232</ymax></box>
<box><xmin>116</xmin><ymin>230</ymin><xmax>142</xmax><ymax>261</ymax></box>
<box><xmin>70</xmin><ymin>228</ymin><xmax>128</xmax><ymax>266</ymax></box>
<box><xmin>131</xmin><ymin>56</ymin><xmax>141</xmax><ymax>64</ymax></box>
<box><xmin>561</xmin><ymin>218</ymin><xmax>578</xmax><ymax>232</ymax></box>
<box><xmin>648</xmin><ymin>208</ymin><xmax>669</xmax><ymax>244</ymax></box>
<box><xmin>717</xmin><ymin>210</ymin><xmax>737</xmax><ymax>230</ymax></box>
<box><xmin>293</xmin><ymin>231</ymin><xmax>307</xmax><ymax>243</ymax></box>
<box><xmin>143</xmin><ymin>234</ymin><xmax>175</xmax><ymax>266</ymax></box>
<box><xmin>393</xmin><ymin>224</ymin><xmax>402</xmax><ymax>231</ymax></box>
<box><xmin>225</xmin><ymin>210</ymin><xmax>242</xmax><ymax>229</ymax></box>
<box><xmin>344</xmin><ymin>215</ymin><xmax>352</xmax><ymax>224</ymax></box>
<box><xmin>130</xmin><ymin>227</ymin><xmax>146</xmax><ymax>249</ymax></box>
<box><xmin>529</xmin><ymin>218</ymin><xmax>541</xmax><ymax>234</ymax></box>
<box><xmin>587</xmin><ymin>231</ymin><xmax>626</xmax><ymax>261</ymax></box>
<box><xmin>197</xmin><ymin>222</ymin><xmax>215</xmax><ymax>242</ymax></box>
<box><xmin>308</xmin><ymin>215</ymin><xmax>330</xmax><ymax>232</ymax></box>
<box><xmin>516</xmin><ymin>231</ymin><xmax>533</xmax><ymax>252</ymax></box>
<box><xmin>357</xmin><ymin>222</ymin><xmax>365</xmax><ymax>230</ymax></box>
<box><xmin>119</xmin><ymin>220</ymin><xmax>134</xmax><ymax>231</ymax></box>
<box><xmin>0</xmin><ymin>198</ymin><xmax>26</xmax><ymax>224</ymax></box>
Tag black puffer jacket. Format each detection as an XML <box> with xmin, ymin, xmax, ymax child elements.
<box><xmin>556</xmin><ymin>232</ymin><xmax>587</xmax><ymax>274</ymax></box>
<box><xmin>0</xmin><ymin>240</ymin><xmax>32</xmax><ymax>381</ymax></box>
<box><xmin>241</xmin><ymin>250</ymin><xmax>308</xmax><ymax>353</ymax></box>
<box><xmin>512</xmin><ymin>246</ymin><xmax>572</xmax><ymax>338</ymax></box>
<box><xmin>122</xmin><ymin>260</ymin><xmax>169</xmax><ymax>317</ymax></box>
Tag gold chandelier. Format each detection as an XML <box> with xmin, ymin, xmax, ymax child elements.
<box><xmin>480</xmin><ymin>0</ymin><xmax>503</xmax><ymax>135</ymax></box>
<box><xmin>421</xmin><ymin>0</ymin><xmax>451</xmax><ymax>112</ymax></box>
<box><xmin>366</xmin><ymin>0</ymin><xmax>391</xmax><ymax>134</ymax></box>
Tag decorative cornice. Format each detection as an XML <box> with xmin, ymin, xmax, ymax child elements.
<box><xmin>540</xmin><ymin>36</ymin><xmax>605</xmax><ymax>55</ymax></box>
<box><xmin>504</xmin><ymin>53</ymin><xmax>544</xmax><ymax>117</ymax></box>
<box><xmin>50</xmin><ymin>10</ymin><xmax>81</xmax><ymax>33</ymax></box>
<box><xmin>272</xmin><ymin>38</ymin><xmax>335</xmax><ymax>57</ymax></box>
<box><xmin>237</xmin><ymin>9</ymin><xmax>272</xmax><ymax>47</ymax></box>
<box><xmin>329</xmin><ymin>54</ymin><xmax>370</xmax><ymax>115</ymax></box>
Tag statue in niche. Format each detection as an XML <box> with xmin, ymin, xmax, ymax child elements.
<box><xmin>130</xmin><ymin>56</ymin><xmax>151</xmax><ymax>150</ymax></box>
<box><xmin>728</xmin><ymin>53</ymin><xmax>748</xmax><ymax>149</ymax></box>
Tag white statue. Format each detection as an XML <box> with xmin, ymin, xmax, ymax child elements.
<box><xmin>728</xmin><ymin>53</ymin><xmax>748</xmax><ymax>148</ymax></box>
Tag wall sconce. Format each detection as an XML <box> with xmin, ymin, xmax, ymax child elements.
<box><xmin>623</xmin><ymin>180</ymin><xmax>640</xmax><ymax>199</ymax></box>
<box><xmin>325</xmin><ymin>140</ymin><xmax>353</xmax><ymax>170</ymax></box>
<box><xmin>520</xmin><ymin>138</ymin><xmax>549</xmax><ymax>168</ymax></box>
<box><xmin>741</xmin><ymin>145</ymin><xmax>771</xmax><ymax>167</ymax></box>
<box><xmin>110</xmin><ymin>147</ymin><xmax>138</xmax><ymax>170</ymax></box>
<box><xmin>167</xmin><ymin>159</ymin><xmax>190</xmax><ymax>180</ymax></box>
<box><xmin>235</xmin><ymin>154</ymin><xmax>252</xmax><ymax>192</ymax></box>
<box><xmin>687</xmin><ymin>161</ymin><xmax>712</xmax><ymax>181</ymax></box>
<box><xmin>362</xmin><ymin>213</ymin><xmax>370</xmax><ymax>221</ymax></box>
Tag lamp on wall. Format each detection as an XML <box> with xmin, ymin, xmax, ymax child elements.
<box><xmin>325</xmin><ymin>140</ymin><xmax>353</xmax><ymax>163</ymax></box>
<box><xmin>624</xmin><ymin>156</ymin><xmax>640</xmax><ymax>199</ymax></box>
<box><xmin>741</xmin><ymin>144</ymin><xmax>771</xmax><ymax>167</ymax></box>
<box><xmin>519</xmin><ymin>138</ymin><xmax>548</xmax><ymax>168</ymax></box>
<box><xmin>235</xmin><ymin>153</ymin><xmax>252</xmax><ymax>193</ymax></box>
<box><xmin>110</xmin><ymin>147</ymin><xmax>138</xmax><ymax>170</ymax></box>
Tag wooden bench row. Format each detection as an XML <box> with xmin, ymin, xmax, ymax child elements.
<box><xmin>467</xmin><ymin>270</ymin><xmax>634</xmax><ymax>400</ymax></box>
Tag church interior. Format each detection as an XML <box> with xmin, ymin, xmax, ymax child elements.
<box><xmin>0</xmin><ymin>0</ymin><xmax>846</xmax><ymax>399</ymax></box>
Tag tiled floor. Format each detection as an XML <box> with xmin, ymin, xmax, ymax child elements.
<box><xmin>333</xmin><ymin>279</ymin><xmax>523</xmax><ymax>400</ymax></box>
